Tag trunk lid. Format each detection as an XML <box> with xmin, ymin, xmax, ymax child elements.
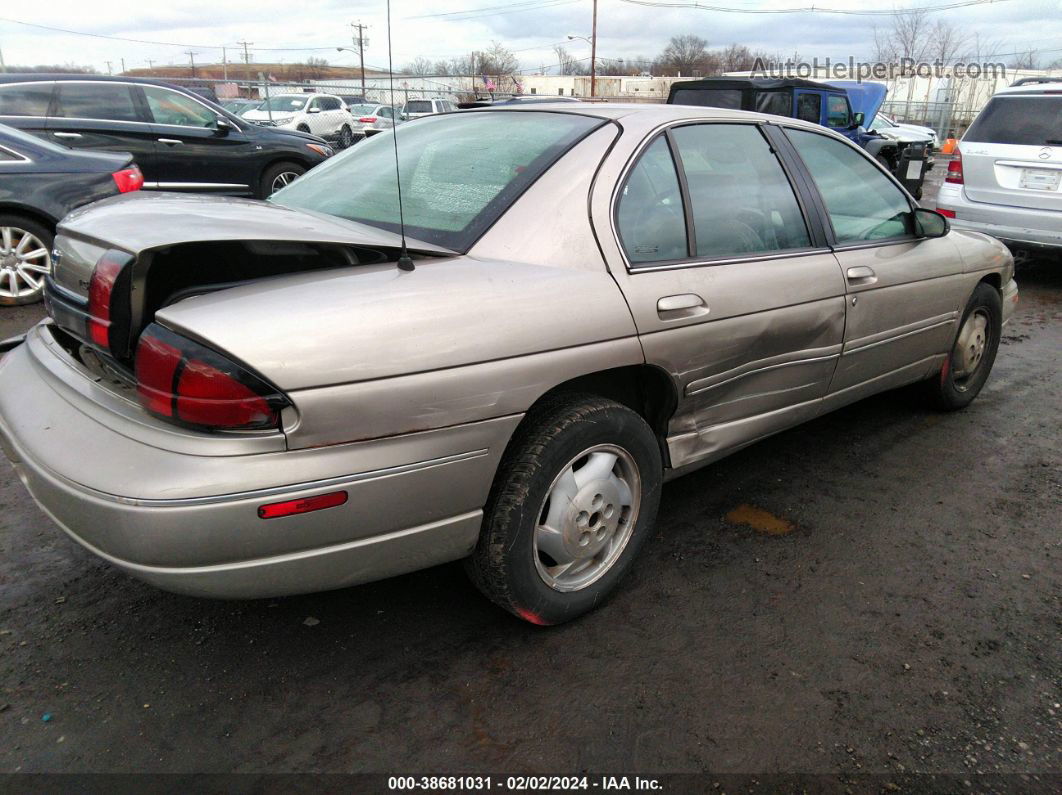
<box><xmin>960</xmin><ymin>93</ymin><xmax>1062</xmax><ymax>211</ymax></box>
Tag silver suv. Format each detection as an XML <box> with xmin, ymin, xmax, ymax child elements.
<box><xmin>936</xmin><ymin>83</ymin><xmax>1062</xmax><ymax>253</ymax></box>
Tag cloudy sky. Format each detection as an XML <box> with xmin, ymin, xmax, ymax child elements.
<box><xmin>1</xmin><ymin>0</ymin><xmax>1060</xmax><ymax>76</ymax></box>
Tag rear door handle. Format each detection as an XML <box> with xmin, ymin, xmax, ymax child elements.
<box><xmin>657</xmin><ymin>293</ymin><xmax>708</xmax><ymax>319</ymax></box>
<box><xmin>846</xmin><ymin>266</ymin><xmax>877</xmax><ymax>284</ymax></box>
<box><xmin>53</xmin><ymin>132</ymin><xmax>82</xmax><ymax>139</ymax></box>
<box><xmin>158</xmin><ymin>138</ymin><xmax>183</xmax><ymax>145</ymax></box>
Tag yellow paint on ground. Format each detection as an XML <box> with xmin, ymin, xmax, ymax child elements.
<box><xmin>725</xmin><ymin>504</ymin><xmax>794</xmax><ymax>536</ymax></box>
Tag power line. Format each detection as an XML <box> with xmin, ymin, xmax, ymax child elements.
<box><xmin>408</xmin><ymin>0</ymin><xmax>580</xmax><ymax>21</ymax></box>
<box><xmin>616</xmin><ymin>0</ymin><xmax>1018</xmax><ymax>15</ymax></box>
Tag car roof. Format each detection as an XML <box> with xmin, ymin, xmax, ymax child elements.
<box><xmin>995</xmin><ymin>83</ymin><xmax>1062</xmax><ymax>95</ymax></box>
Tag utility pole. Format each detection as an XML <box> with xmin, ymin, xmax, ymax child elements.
<box><xmin>0</xmin><ymin>42</ymin><xmax>6</xmax><ymax>73</ymax></box>
<box><xmin>146</xmin><ymin>58</ymin><xmax>155</xmax><ymax>70</ymax></box>
<box><xmin>238</xmin><ymin>41</ymin><xmax>253</xmax><ymax>82</ymax></box>
<box><xmin>590</xmin><ymin>0</ymin><xmax>598</xmax><ymax>98</ymax></box>
<box><xmin>120</xmin><ymin>58</ymin><xmax>126</xmax><ymax>74</ymax></box>
<box><xmin>105</xmin><ymin>60</ymin><xmax>113</xmax><ymax>75</ymax></box>
<box><xmin>351</xmin><ymin>22</ymin><xmax>368</xmax><ymax>98</ymax></box>
<box><xmin>185</xmin><ymin>50</ymin><xmax>199</xmax><ymax>77</ymax></box>
<box><xmin>222</xmin><ymin>46</ymin><xmax>228</xmax><ymax>81</ymax></box>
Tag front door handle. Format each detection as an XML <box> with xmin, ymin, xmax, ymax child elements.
<box><xmin>158</xmin><ymin>138</ymin><xmax>183</xmax><ymax>145</ymax></box>
<box><xmin>657</xmin><ymin>293</ymin><xmax>708</xmax><ymax>320</ymax></box>
<box><xmin>846</xmin><ymin>265</ymin><xmax>877</xmax><ymax>283</ymax></box>
<box><xmin>53</xmin><ymin>132</ymin><xmax>82</xmax><ymax>139</ymax></box>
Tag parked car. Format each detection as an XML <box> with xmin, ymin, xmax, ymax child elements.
<box><xmin>0</xmin><ymin>105</ymin><xmax>1017</xmax><ymax>624</ymax></box>
<box><xmin>876</xmin><ymin>113</ymin><xmax>940</xmax><ymax>149</ymax></box>
<box><xmin>346</xmin><ymin>103</ymin><xmax>400</xmax><ymax>138</ymax></box>
<box><xmin>458</xmin><ymin>96</ymin><xmax>582</xmax><ymax>109</ymax></box>
<box><xmin>936</xmin><ymin>83</ymin><xmax>1062</xmax><ymax>254</ymax></box>
<box><xmin>0</xmin><ymin>75</ymin><xmax>333</xmax><ymax>198</ymax></box>
<box><xmin>221</xmin><ymin>98</ymin><xmax>262</xmax><ymax>117</ymax></box>
<box><xmin>868</xmin><ymin>114</ymin><xmax>937</xmax><ymax>167</ymax></box>
<box><xmin>242</xmin><ymin>93</ymin><xmax>356</xmax><ymax>148</ymax></box>
<box><xmin>0</xmin><ymin>122</ymin><xmax>142</xmax><ymax>306</ymax></box>
<box><xmin>402</xmin><ymin>98</ymin><xmax>458</xmax><ymax>120</ymax></box>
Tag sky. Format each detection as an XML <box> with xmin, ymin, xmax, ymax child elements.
<box><xmin>0</xmin><ymin>0</ymin><xmax>1060</xmax><ymax>76</ymax></box>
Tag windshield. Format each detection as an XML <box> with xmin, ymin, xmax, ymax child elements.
<box><xmin>965</xmin><ymin>96</ymin><xmax>1062</xmax><ymax>145</ymax></box>
<box><xmin>271</xmin><ymin>111</ymin><xmax>604</xmax><ymax>251</ymax></box>
<box><xmin>406</xmin><ymin>100</ymin><xmax>434</xmax><ymax>113</ymax></box>
<box><xmin>258</xmin><ymin>96</ymin><xmax>308</xmax><ymax>112</ymax></box>
<box><xmin>870</xmin><ymin>114</ymin><xmax>896</xmax><ymax>129</ymax></box>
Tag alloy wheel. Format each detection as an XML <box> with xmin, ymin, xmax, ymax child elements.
<box><xmin>0</xmin><ymin>226</ymin><xmax>51</xmax><ymax>300</ymax></box>
<box><xmin>533</xmin><ymin>444</ymin><xmax>642</xmax><ymax>592</ymax></box>
<box><xmin>269</xmin><ymin>171</ymin><xmax>301</xmax><ymax>194</ymax></box>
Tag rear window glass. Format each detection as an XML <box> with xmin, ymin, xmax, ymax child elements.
<box><xmin>754</xmin><ymin>91</ymin><xmax>790</xmax><ymax>117</ymax></box>
<box><xmin>406</xmin><ymin>101</ymin><xmax>433</xmax><ymax>113</ymax></box>
<box><xmin>0</xmin><ymin>83</ymin><xmax>53</xmax><ymax>116</ymax></box>
<box><xmin>671</xmin><ymin>89</ymin><xmax>742</xmax><ymax>109</ymax></box>
<box><xmin>964</xmin><ymin>96</ymin><xmax>1062</xmax><ymax>146</ymax></box>
<box><xmin>271</xmin><ymin>111</ymin><xmax>604</xmax><ymax>251</ymax></box>
<box><xmin>55</xmin><ymin>83</ymin><xmax>140</xmax><ymax>122</ymax></box>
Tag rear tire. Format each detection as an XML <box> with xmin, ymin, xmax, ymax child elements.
<box><xmin>466</xmin><ymin>394</ymin><xmax>662</xmax><ymax>625</ymax></box>
<box><xmin>923</xmin><ymin>282</ymin><xmax>1002</xmax><ymax>410</ymax></box>
<box><xmin>259</xmin><ymin>161</ymin><xmax>306</xmax><ymax>198</ymax></box>
<box><xmin>0</xmin><ymin>214</ymin><xmax>53</xmax><ymax>306</ymax></box>
<box><xmin>338</xmin><ymin>125</ymin><xmax>354</xmax><ymax>149</ymax></box>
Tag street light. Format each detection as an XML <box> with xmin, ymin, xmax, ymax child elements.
<box><xmin>567</xmin><ymin>0</ymin><xmax>598</xmax><ymax>97</ymax></box>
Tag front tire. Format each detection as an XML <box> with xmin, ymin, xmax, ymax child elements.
<box><xmin>259</xmin><ymin>161</ymin><xmax>306</xmax><ymax>198</ymax></box>
<box><xmin>338</xmin><ymin>125</ymin><xmax>354</xmax><ymax>149</ymax></box>
<box><xmin>467</xmin><ymin>394</ymin><xmax>662</xmax><ymax>625</ymax></box>
<box><xmin>924</xmin><ymin>282</ymin><xmax>1002</xmax><ymax>410</ymax></box>
<box><xmin>0</xmin><ymin>215</ymin><xmax>53</xmax><ymax>306</ymax></box>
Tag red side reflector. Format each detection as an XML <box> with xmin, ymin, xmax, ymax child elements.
<box><xmin>257</xmin><ymin>491</ymin><xmax>348</xmax><ymax>519</ymax></box>
<box><xmin>937</xmin><ymin>208</ymin><xmax>956</xmax><ymax>218</ymax></box>
<box><xmin>112</xmin><ymin>166</ymin><xmax>144</xmax><ymax>193</ymax></box>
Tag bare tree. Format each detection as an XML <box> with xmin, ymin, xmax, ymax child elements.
<box><xmin>873</xmin><ymin>7</ymin><xmax>931</xmax><ymax>68</ymax></box>
<box><xmin>553</xmin><ymin>45</ymin><xmax>581</xmax><ymax>75</ymax></box>
<box><xmin>478</xmin><ymin>41</ymin><xmax>519</xmax><ymax>76</ymax></box>
<box><xmin>403</xmin><ymin>57</ymin><xmax>434</xmax><ymax>75</ymax></box>
<box><xmin>926</xmin><ymin>19</ymin><xmax>968</xmax><ymax>67</ymax></box>
<box><xmin>655</xmin><ymin>34</ymin><xmax>716</xmax><ymax>77</ymax></box>
<box><xmin>1011</xmin><ymin>50</ymin><xmax>1041</xmax><ymax>70</ymax></box>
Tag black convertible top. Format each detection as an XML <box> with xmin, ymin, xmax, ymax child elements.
<box><xmin>668</xmin><ymin>77</ymin><xmax>842</xmax><ymax>94</ymax></box>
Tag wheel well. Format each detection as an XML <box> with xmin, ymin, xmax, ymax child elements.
<box><xmin>0</xmin><ymin>205</ymin><xmax>57</xmax><ymax>234</ymax></box>
<box><xmin>535</xmin><ymin>364</ymin><xmax>678</xmax><ymax>452</ymax></box>
<box><xmin>979</xmin><ymin>272</ymin><xmax>1002</xmax><ymax>291</ymax></box>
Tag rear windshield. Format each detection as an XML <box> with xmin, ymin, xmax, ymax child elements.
<box><xmin>671</xmin><ymin>88</ymin><xmax>742</xmax><ymax>109</ymax></box>
<box><xmin>271</xmin><ymin>111</ymin><xmax>604</xmax><ymax>251</ymax></box>
<box><xmin>406</xmin><ymin>100</ymin><xmax>434</xmax><ymax>113</ymax></box>
<box><xmin>965</xmin><ymin>96</ymin><xmax>1062</xmax><ymax>145</ymax></box>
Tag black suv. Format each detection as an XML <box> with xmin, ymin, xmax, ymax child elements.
<box><xmin>0</xmin><ymin>75</ymin><xmax>334</xmax><ymax>198</ymax></box>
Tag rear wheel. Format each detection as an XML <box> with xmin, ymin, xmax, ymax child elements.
<box><xmin>0</xmin><ymin>215</ymin><xmax>53</xmax><ymax>306</ymax></box>
<box><xmin>466</xmin><ymin>394</ymin><xmax>662</xmax><ymax>625</ymax></box>
<box><xmin>338</xmin><ymin>125</ymin><xmax>354</xmax><ymax>149</ymax></box>
<box><xmin>923</xmin><ymin>282</ymin><xmax>1002</xmax><ymax>410</ymax></box>
<box><xmin>260</xmin><ymin>161</ymin><xmax>306</xmax><ymax>198</ymax></box>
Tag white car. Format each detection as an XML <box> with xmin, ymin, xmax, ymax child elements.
<box><xmin>402</xmin><ymin>98</ymin><xmax>457</xmax><ymax>120</ymax></box>
<box><xmin>346</xmin><ymin>103</ymin><xmax>400</xmax><ymax>139</ymax></box>
<box><xmin>936</xmin><ymin>83</ymin><xmax>1062</xmax><ymax>253</ymax></box>
<box><xmin>877</xmin><ymin>113</ymin><xmax>940</xmax><ymax>148</ymax></box>
<box><xmin>869</xmin><ymin>114</ymin><xmax>937</xmax><ymax>166</ymax></box>
<box><xmin>243</xmin><ymin>94</ymin><xmax>355</xmax><ymax>148</ymax></box>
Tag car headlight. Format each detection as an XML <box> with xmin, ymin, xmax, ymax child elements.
<box><xmin>271</xmin><ymin>116</ymin><xmax>295</xmax><ymax>125</ymax></box>
<box><xmin>306</xmin><ymin>143</ymin><xmax>333</xmax><ymax>157</ymax></box>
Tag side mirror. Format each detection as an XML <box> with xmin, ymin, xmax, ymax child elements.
<box><xmin>913</xmin><ymin>207</ymin><xmax>949</xmax><ymax>238</ymax></box>
<box><xmin>307</xmin><ymin>106</ymin><xmax>321</xmax><ymax>114</ymax></box>
<box><xmin>214</xmin><ymin>116</ymin><xmax>233</xmax><ymax>136</ymax></box>
<box><xmin>851</xmin><ymin>111</ymin><xmax>865</xmax><ymax>127</ymax></box>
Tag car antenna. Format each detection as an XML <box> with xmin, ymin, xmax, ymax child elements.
<box><xmin>386</xmin><ymin>0</ymin><xmax>415</xmax><ymax>272</ymax></box>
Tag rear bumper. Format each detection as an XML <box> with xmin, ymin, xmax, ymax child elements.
<box><xmin>0</xmin><ymin>326</ymin><xmax>519</xmax><ymax>598</ymax></box>
<box><xmin>936</xmin><ymin>184</ymin><xmax>1062</xmax><ymax>250</ymax></box>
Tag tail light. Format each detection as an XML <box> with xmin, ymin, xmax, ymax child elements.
<box><xmin>112</xmin><ymin>166</ymin><xmax>144</xmax><ymax>193</ymax></box>
<box><xmin>358</xmin><ymin>116</ymin><xmax>378</xmax><ymax>123</ymax></box>
<box><xmin>135</xmin><ymin>323</ymin><xmax>289</xmax><ymax>431</ymax></box>
<box><xmin>945</xmin><ymin>149</ymin><xmax>963</xmax><ymax>184</ymax></box>
<box><xmin>87</xmin><ymin>250</ymin><xmax>134</xmax><ymax>349</ymax></box>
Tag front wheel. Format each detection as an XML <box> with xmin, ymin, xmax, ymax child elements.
<box><xmin>924</xmin><ymin>282</ymin><xmax>1002</xmax><ymax>410</ymax></box>
<box><xmin>338</xmin><ymin>125</ymin><xmax>354</xmax><ymax>149</ymax></box>
<box><xmin>259</xmin><ymin>161</ymin><xmax>306</xmax><ymax>198</ymax></box>
<box><xmin>467</xmin><ymin>394</ymin><xmax>662</xmax><ymax>625</ymax></box>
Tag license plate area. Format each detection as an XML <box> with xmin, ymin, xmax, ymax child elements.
<box><xmin>1019</xmin><ymin>168</ymin><xmax>1061</xmax><ymax>191</ymax></box>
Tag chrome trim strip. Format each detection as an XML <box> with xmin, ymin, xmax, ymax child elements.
<box><xmin>686</xmin><ymin>346</ymin><xmax>843</xmax><ymax>396</ymax></box>
<box><xmin>112</xmin><ymin>449</ymin><xmax>490</xmax><ymax>507</ymax></box>
<box><xmin>844</xmin><ymin>313</ymin><xmax>958</xmax><ymax>355</ymax></box>
<box><xmin>0</xmin><ymin>144</ymin><xmax>30</xmax><ymax>164</ymax></box>
<box><xmin>146</xmin><ymin>182</ymin><xmax>250</xmax><ymax>189</ymax></box>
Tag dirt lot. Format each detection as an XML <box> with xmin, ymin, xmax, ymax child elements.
<box><xmin>0</xmin><ymin>177</ymin><xmax>1059</xmax><ymax>786</ymax></box>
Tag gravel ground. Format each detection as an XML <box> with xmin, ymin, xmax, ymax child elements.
<box><xmin>0</xmin><ymin>175</ymin><xmax>1059</xmax><ymax>785</ymax></box>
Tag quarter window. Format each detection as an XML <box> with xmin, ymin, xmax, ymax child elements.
<box><xmin>143</xmin><ymin>86</ymin><xmax>216</xmax><ymax>127</ymax></box>
<box><xmin>0</xmin><ymin>83</ymin><xmax>53</xmax><ymax>117</ymax></box>
<box><xmin>826</xmin><ymin>95</ymin><xmax>850</xmax><ymax>128</ymax></box>
<box><xmin>674</xmin><ymin>124</ymin><xmax>810</xmax><ymax>258</ymax></box>
<box><xmin>788</xmin><ymin>129</ymin><xmax>913</xmax><ymax>243</ymax></box>
<box><xmin>55</xmin><ymin>83</ymin><xmax>140</xmax><ymax>122</ymax></box>
<box><xmin>616</xmin><ymin>136</ymin><xmax>688</xmax><ymax>264</ymax></box>
<box><xmin>795</xmin><ymin>93</ymin><xmax>820</xmax><ymax>124</ymax></box>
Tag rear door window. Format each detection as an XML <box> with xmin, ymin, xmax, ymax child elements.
<box><xmin>55</xmin><ymin>83</ymin><xmax>141</xmax><ymax>122</ymax></box>
<box><xmin>671</xmin><ymin>124</ymin><xmax>811</xmax><ymax>258</ymax></box>
<box><xmin>0</xmin><ymin>83</ymin><xmax>54</xmax><ymax>116</ymax></box>
<box><xmin>964</xmin><ymin>96</ymin><xmax>1062</xmax><ymax>146</ymax></box>
<box><xmin>616</xmin><ymin>136</ymin><xmax>688</xmax><ymax>264</ymax></box>
<box><xmin>795</xmin><ymin>93</ymin><xmax>821</xmax><ymax>124</ymax></box>
<box><xmin>788</xmin><ymin>128</ymin><xmax>913</xmax><ymax>243</ymax></box>
<box><xmin>754</xmin><ymin>91</ymin><xmax>790</xmax><ymax>117</ymax></box>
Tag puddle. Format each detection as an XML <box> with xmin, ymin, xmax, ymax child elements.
<box><xmin>725</xmin><ymin>504</ymin><xmax>795</xmax><ymax>535</ymax></box>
